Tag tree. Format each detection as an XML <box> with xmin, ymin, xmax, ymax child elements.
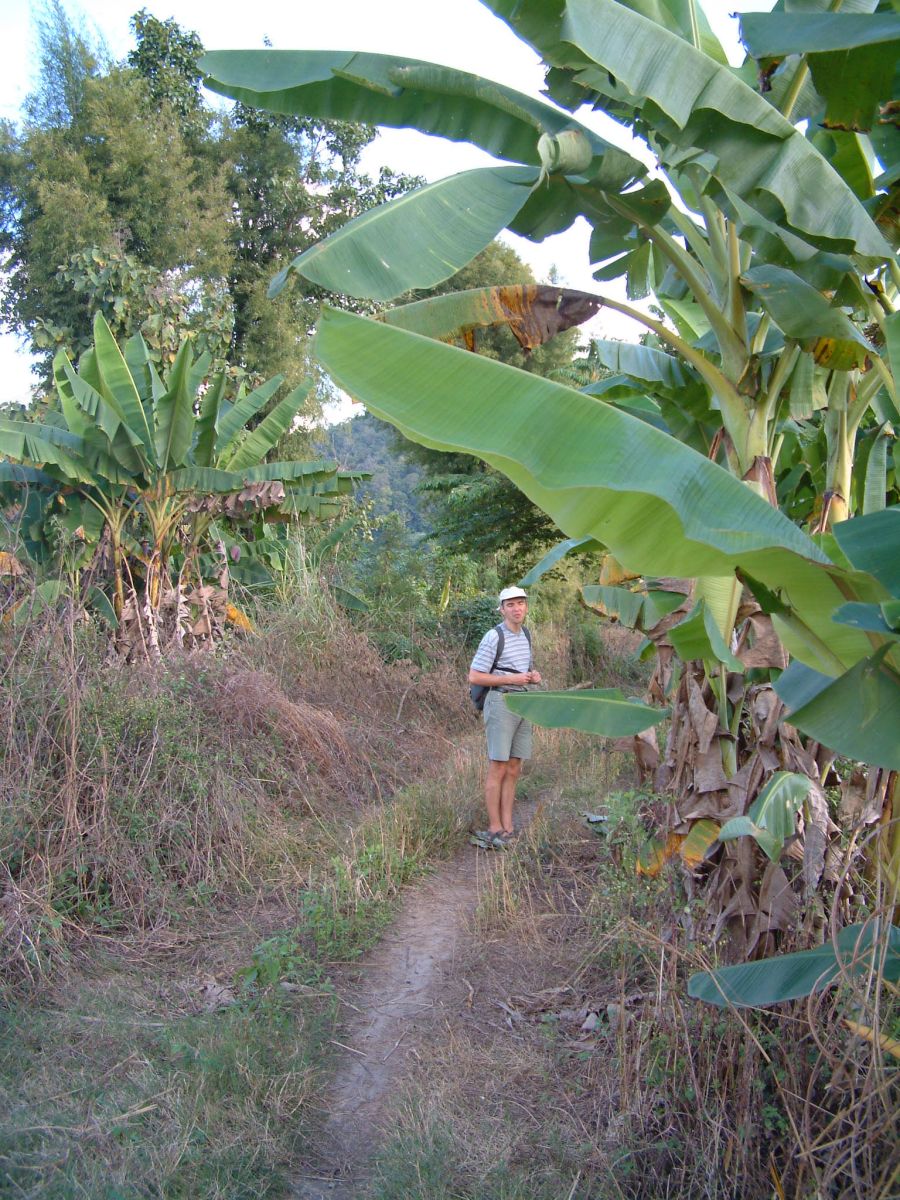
<box><xmin>0</xmin><ymin>6</ymin><xmax>421</xmax><ymax>409</ymax></box>
<box><xmin>201</xmin><ymin>2</ymin><xmax>899</xmax><ymax>953</ymax></box>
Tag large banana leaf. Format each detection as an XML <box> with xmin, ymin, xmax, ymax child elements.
<box><xmin>199</xmin><ymin>49</ymin><xmax>645</xmax><ymax>184</ymax></box>
<box><xmin>484</xmin><ymin>0</ymin><xmax>890</xmax><ymax>261</ymax></box>
<box><xmin>154</xmin><ymin>340</ymin><xmax>201</xmax><ymax>472</ymax></box>
<box><xmin>740</xmin><ymin>11</ymin><xmax>900</xmax><ymax>132</ymax></box>
<box><xmin>272</xmin><ymin>167</ymin><xmax>537</xmax><ymax>301</ymax></box>
<box><xmin>504</xmin><ymin>688</ymin><xmax>666</xmax><ymax>735</ymax></box>
<box><xmin>153</xmin><ymin>346</ymin><xmax>191</xmax><ymax>472</ymax></box>
<box><xmin>240</xmin><ymin>460</ymin><xmax>339</xmax><ymax>485</ymax></box>
<box><xmin>582</xmin><ymin>583</ymin><xmax>645</xmax><ymax>628</ymax></box>
<box><xmin>54</xmin><ymin>355</ymin><xmax>146</xmax><ymax>476</ymax></box>
<box><xmin>91</xmin><ymin>313</ymin><xmax>155</xmax><ymax>463</ymax></box>
<box><xmin>0</xmin><ymin>463</ymin><xmax>56</xmax><ymax>486</ymax></box>
<box><xmin>314</xmin><ymin>307</ymin><xmax>871</xmax><ymax>672</ymax></box>
<box><xmin>775</xmin><ymin>650</ymin><xmax>900</xmax><ymax>771</ymax></box>
<box><xmin>587</xmin><ymin>339</ymin><xmax>696</xmax><ymax>392</ymax></box>
<box><xmin>0</xmin><ymin>418</ymin><xmax>97</xmax><ymax>485</ymax></box>
<box><xmin>833</xmin><ymin>508</ymin><xmax>900</xmax><ymax>596</ymax></box>
<box><xmin>688</xmin><ymin>921</ymin><xmax>900</xmax><ymax>1008</ymax></box>
<box><xmin>741</xmin><ymin>266</ymin><xmax>873</xmax><ymax>369</ymax></box>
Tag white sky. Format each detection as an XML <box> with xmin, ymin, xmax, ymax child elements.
<box><xmin>0</xmin><ymin>0</ymin><xmax>770</xmax><ymax>409</ymax></box>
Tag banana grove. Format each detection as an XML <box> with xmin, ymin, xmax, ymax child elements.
<box><xmin>0</xmin><ymin>313</ymin><xmax>358</xmax><ymax>656</ymax></box>
<box><xmin>199</xmin><ymin>1</ymin><xmax>900</xmax><ymax>947</ymax></box>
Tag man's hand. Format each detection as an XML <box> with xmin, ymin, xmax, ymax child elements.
<box><xmin>518</xmin><ymin>670</ymin><xmax>541</xmax><ymax>685</ymax></box>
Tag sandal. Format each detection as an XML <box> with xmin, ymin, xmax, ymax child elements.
<box><xmin>499</xmin><ymin>830</ymin><xmax>519</xmax><ymax>842</ymax></box>
<box><xmin>470</xmin><ymin>830</ymin><xmax>506</xmax><ymax>850</ymax></box>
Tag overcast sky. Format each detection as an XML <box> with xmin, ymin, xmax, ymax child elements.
<box><xmin>0</xmin><ymin>0</ymin><xmax>769</xmax><ymax>408</ymax></box>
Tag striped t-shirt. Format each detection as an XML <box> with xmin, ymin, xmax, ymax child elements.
<box><xmin>470</xmin><ymin>625</ymin><xmax>533</xmax><ymax>687</ymax></box>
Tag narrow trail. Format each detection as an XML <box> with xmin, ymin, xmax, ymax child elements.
<box><xmin>294</xmin><ymin>801</ymin><xmax>536</xmax><ymax>1199</ymax></box>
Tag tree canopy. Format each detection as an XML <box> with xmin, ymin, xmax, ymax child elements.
<box><xmin>0</xmin><ymin>4</ymin><xmax>421</xmax><ymax>402</ymax></box>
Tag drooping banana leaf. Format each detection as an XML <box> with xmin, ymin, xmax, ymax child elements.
<box><xmin>587</xmin><ymin>338</ymin><xmax>696</xmax><ymax>392</ymax></box>
<box><xmin>833</xmin><ymin>508</ymin><xmax>900</xmax><ymax>595</ymax></box>
<box><xmin>0</xmin><ymin>462</ymin><xmax>57</xmax><ymax>487</ymax></box>
<box><xmin>719</xmin><ymin>772</ymin><xmax>813</xmax><ymax>862</ymax></box>
<box><xmin>741</xmin><ymin>265</ymin><xmax>874</xmax><ymax>369</ymax></box>
<box><xmin>831</xmin><ymin>602</ymin><xmax>900</xmax><ymax>639</ymax></box>
<box><xmin>504</xmin><ymin>688</ymin><xmax>666</xmax><ymax>736</ymax></box>
<box><xmin>199</xmin><ymin>49</ymin><xmax>645</xmax><ymax>184</ymax></box>
<box><xmin>775</xmin><ymin>649</ymin><xmax>900</xmax><ymax>771</ymax></box>
<box><xmin>239</xmin><ymin>460</ymin><xmax>340</xmax><ymax>485</ymax></box>
<box><xmin>739</xmin><ymin>11</ymin><xmax>900</xmax><ymax>132</ymax></box>
<box><xmin>271</xmin><ymin>167</ymin><xmax>538</xmax><ymax>301</ymax></box>
<box><xmin>689</xmin><ymin>921</ymin><xmax>900</xmax><ymax>1008</ymax></box>
<box><xmin>582</xmin><ymin>583</ymin><xmax>646</xmax><ymax>628</ymax></box>
<box><xmin>0</xmin><ymin>418</ymin><xmax>98</xmax><ymax>486</ymax></box>
<box><xmin>484</xmin><ymin>0</ymin><xmax>890</xmax><ymax>261</ymax></box>
<box><xmin>314</xmin><ymin>307</ymin><xmax>870</xmax><ymax>672</ymax></box>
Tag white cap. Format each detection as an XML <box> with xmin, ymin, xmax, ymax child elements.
<box><xmin>498</xmin><ymin>586</ymin><xmax>528</xmax><ymax>608</ymax></box>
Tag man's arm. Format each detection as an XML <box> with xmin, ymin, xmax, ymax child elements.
<box><xmin>468</xmin><ymin>667</ymin><xmax>538</xmax><ymax>686</ymax></box>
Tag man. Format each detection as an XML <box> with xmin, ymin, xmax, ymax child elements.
<box><xmin>468</xmin><ymin>586</ymin><xmax>542</xmax><ymax>849</ymax></box>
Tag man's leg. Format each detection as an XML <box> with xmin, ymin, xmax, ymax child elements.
<box><xmin>499</xmin><ymin>756</ymin><xmax>522</xmax><ymax>833</ymax></box>
<box><xmin>484</xmin><ymin>759</ymin><xmax>508</xmax><ymax>834</ymax></box>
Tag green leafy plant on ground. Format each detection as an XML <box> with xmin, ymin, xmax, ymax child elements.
<box><xmin>1</xmin><ymin>312</ymin><xmax>358</xmax><ymax>655</ymax></box>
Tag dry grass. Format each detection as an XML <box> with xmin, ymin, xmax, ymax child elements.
<box><xmin>0</xmin><ymin>727</ymin><xmax>488</xmax><ymax>1198</ymax></box>
<box><xmin>0</xmin><ymin>589</ymin><xmax>471</xmax><ymax>988</ymax></box>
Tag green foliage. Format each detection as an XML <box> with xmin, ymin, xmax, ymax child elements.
<box><xmin>22</xmin><ymin>0</ymin><xmax>109</xmax><ymax>129</ymax></box>
<box><xmin>718</xmin><ymin>772</ymin><xmax>813</xmax><ymax>862</ymax></box>
<box><xmin>1</xmin><ymin>6</ymin><xmax>421</xmax><ymax>393</ymax></box>
<box><xmin>324</xmin><ymin>410</ymin><xmax>428</xmax><ymax>532</ymax></box>
<box><xmin>443</xmin><ymin>594</ymin><xmax>501</xmax><ymax>650</ymax></box>
<box><xmin>689</xmin><ymin>921</ymin><xmax>900</xmax><ymax>1008</ymax></box>
<box><xmin>0</xmin><ymin>314</ymin><xmax>353</xmax><ymax>640</ymax></box>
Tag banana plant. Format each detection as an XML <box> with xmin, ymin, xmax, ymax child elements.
<box><xmin>201</xmin><ymin>3</ymin><xmax>899</xmax><ymax>946</ymax></box>
<box><xmin>0</xmin><ymin>313</ymin><xmax>357</xmax><ymax>652</ymax></box>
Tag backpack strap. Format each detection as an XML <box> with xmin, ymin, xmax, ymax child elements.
<box><xmin>488</xmin><ymin>623</ymin><xmax>506</xmax><ymax>676</ymax></box>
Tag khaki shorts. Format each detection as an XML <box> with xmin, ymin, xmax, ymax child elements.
<box><xmin>483</xmin><ymin>689</ymin><xmax>532</xmax><ymax>762</ymax></box>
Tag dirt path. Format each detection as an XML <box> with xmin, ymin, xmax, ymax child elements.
<box><xmin>294</xmin><ymin>804</ymin><xmax>534</xmax><ymax>1199</ymax></box>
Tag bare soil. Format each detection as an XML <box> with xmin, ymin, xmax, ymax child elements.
<box><xmin>294</xmin><ymin>801</ymin><xmax>537</xmax><ymax>1199</ymax></box>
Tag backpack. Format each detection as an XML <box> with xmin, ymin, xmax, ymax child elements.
<box><xmin>469</xmin><ymin>623</ymin><xmax>533</xmax><ymax>711</ymax></box>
